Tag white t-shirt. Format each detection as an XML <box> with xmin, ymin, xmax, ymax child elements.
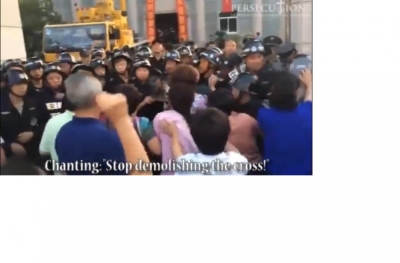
<box><xmin>0</xmin><ymin>137</ymin><xmax>4</xmax><ymax>144</ymax></box>
<box><xmin>175</xmin><ymin>151</ymin><xmax>248</xmax><ymax>176</ymax></box>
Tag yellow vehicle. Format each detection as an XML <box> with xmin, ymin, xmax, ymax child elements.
<box><xmin>42</xmin><ymin>0</ymin><xmax>134</xmax><ymax>63</ymax></box>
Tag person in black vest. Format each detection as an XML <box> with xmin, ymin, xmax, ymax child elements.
<box><xmin>132</xmin><ymin>58</ymin><xmax>164</xmax><ymax>121</ymax></box>
<box><xmin>0</xmin><ymin>70</ymin><xmax>39</xmax><ymax>160</ymax></box>
<box><xmin>35</xmin><ymin>63</ymin><xmax>67</xmax><ymax>133</ymax></box>
<box><xmin>105</xmin><ymin>50</ymin><xmax>135</xmax><ymax>93</ymax></box>
<box><xmin>57</xmin><ymin>52</ymin><xmax>76</xmax><ymax>76</ymax></box>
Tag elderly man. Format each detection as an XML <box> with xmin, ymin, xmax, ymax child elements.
<box><xmin>54</xmin><ymin>73</ymin><xmax>150</xmax><ymax>175</ymax></box>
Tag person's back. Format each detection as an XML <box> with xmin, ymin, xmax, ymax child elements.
<box><xmin>55</xmin><ymin>117</ymin><xmax>126</xmax><ymax>175</ymax></box>
<box><xmin>54</xmin><ymin>73</ymin><xmax>127</xmax><ymax>175</ymax></box>
<box><xmin>257</xmin><ymin>70</ymin><xmax>312</xmax><ymax>175</ymax></box>
<box><xmin>258</xmin><ymin>102</ymin><xmax>312</xmax><ymax>175</ymax></box>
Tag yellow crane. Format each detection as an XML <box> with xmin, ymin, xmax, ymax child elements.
<box><xmin>41</xmin><ymin>0</ymin><xmax>135</xmax><ymax>63</ymax></box>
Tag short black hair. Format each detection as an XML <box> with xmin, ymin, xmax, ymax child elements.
<box><xmin>0</xmin><ymin>157</ymin><xmax>43</xmax><ymax>175</ymax></box>
<box><xmin>207</xmin><ymin>89</ymin><xmax>235</xmax><ymax>116</ymax></box>
<box><xmin>269</xmin><ymin>71</ymin><xmax>300</xmax><ymax>110</ymax></box>
<box><xmin>152</xmin><ymin>39</ymin><xmax>163</xmax><ymax>45</ymax></box>
<box><xmin>164</xmin><ymin>43</ymin><xmax>174</xmax><ymax>52</ymax></box>
<box><xmin>256</xmin><ymin>32</ymin><xmax>260</xmax><ymax>35</ymax></box>
<box><xmin>114</xmin><ymin>84</ymin><xmax>143</xmax><ymax>115</ymax></box>
<box><xmin>189</xmin><ymin>108</ymin><xmax>230</xmax><ymax>155</ymax></box>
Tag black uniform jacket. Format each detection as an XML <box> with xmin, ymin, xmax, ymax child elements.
<box><xmin>105</xmin><ymin>72</ymin><xmax>136</xmax><ymax>94</ymax></box>
<box><xmin>0</xmin><ymin>90</ymin><xmax>39</xmax><ymax>145</ymax></box>
<box><xmin>35</xmin><ymin>87</ymin><xmax>65</xmax><ymax>136</ymax></box>
<box><xmin>149</xmin><ymin>56</ymin><xmax>165</xmax><ymax>73</ymax></box>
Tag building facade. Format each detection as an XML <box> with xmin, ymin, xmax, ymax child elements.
<box><xmin>51</xmin><ymin>0</ymin><xmax>312</xmax><ymax>53</ymax></box>
<box><xmin>1</xmin><ymin>1</ymin><xmax>27</xmax><ymax>60</ymax></box>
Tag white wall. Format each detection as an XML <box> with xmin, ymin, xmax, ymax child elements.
<box><xmin>290</xmin><ymin>0</ymin><xmax>312</xmax><ymax>54</ymax></box>
<box><xmin>1</xmin><ymin>1</ymin><xmax>26</xmax><ymax>60</ymax></box>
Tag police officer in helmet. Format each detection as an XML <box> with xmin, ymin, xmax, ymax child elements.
<box><xmin>0</xmin><ymin>70</ymin><xmax>39</xmax><ymax>160</ymax></box>
<box><xmin>58</xmin><ymin>52</ymin><xmax>76</xmax><ymax>76</ymax></box>
<box><xmin>25</xmin><ymin>57</ymin><xmax>45</xmax><ymax>100</ymax></box>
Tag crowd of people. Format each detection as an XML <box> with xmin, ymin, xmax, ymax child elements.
<box><xmin>0</xmin><ymin>35</ymin><xmax>312</xmax><ymax>175</ymax></box>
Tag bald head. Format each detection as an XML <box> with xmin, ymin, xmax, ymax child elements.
<box><xmin>65</xmin><ymin>73</ymin><xmax>102</xmax><ymax>110</ymax></box>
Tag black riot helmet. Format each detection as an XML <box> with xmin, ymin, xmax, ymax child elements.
<box><xmin>229</xmin><ymin>71</ymin><xmax>258</xmax><ymax>94</ymax></box>
<box><xmin>136</xmin><ymin>46</ymin><xmax>153</xmax><ymax>58</ymax></box>
<box><xmin>242</xmin><ymin>35</ymin><xmax>256</xmax><ymax>46</ymax></box>
<box><xmin>164</xmin><ymin>50</ymin><xmax>181</xmax><ymax>63</ymax></box>
<box><xmin>263</xmin><ymin>36</ymin><xmax>283</xmax><ymax>47</ymax></box>
<box><xmin>183</xmin><ymin>41</ymin><xmax>197</xmax><ymax>53</ymax></box>
<box><xmin>4</xmin><ymin>59</ymin><xmax>25</xmax><ymax>72</ymax></box>
<box><xmin>241</xmin><ymin>40</ymin><xmax>268</xmax><ymax>57</ymax></box>
<box><xmin>58</xmin><ymin>52</ymin><xmax>76</xmax><ymax>64</ymax></box>
<box><xmin>277</xmin><ymin>42</ymin><xmax>297</xmax><ymax>61</ymax></box>
<box><xmin>79</xmin><ymin>49</ymin><xmax>91</xmax><ymax>59</ymax></box>
<box><xmin>177</xmin><ymin>46</ymin><xmax>192</xmax><ymax>57</ymax></box>
<box><xmin>71</xmin><ymin>63</ymin><xmax>94</xmax><ymax>75</ymax></box>
<box><xmin>6</xmin><ymin>69</ymin><xmax>30</xmax><ymax>87</ymax></box>
<box><xmin>111</xmin><ymin>50</ymin><xmax>132</xmax><ymax>68</ymax></box>
<box><xmin>199</xmin><ymin>49</ymin><xmax>220</xmax><ymax>65</ymax></box>
<box><xmin>43</xmin><ymin>62</ymin><xmax>67</xmax><ymax>80</ymax></box>
<box><xmin>90</xmin><ymin>59</ymin><xmax>108</xmax><ymax>70</ymax></box>
<box><xmin>91</xmin><ymin>49</ymin><xmax>104</xmax><ymax>59</ymax></box>
<box><xmin>133</xmin><ymin>58</ymin><xmax>162</xmax><ymax>77</ymax></box>
<box><xmin>24</xmin><ymin>57</ymin><xmax>45</xmax><ymax>72</ymax></box>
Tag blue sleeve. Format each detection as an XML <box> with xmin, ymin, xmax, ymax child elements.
<box><xmin>101</xmin><ymin>130</ymin><xmax>128</xmax><ymax>175</ymax></box>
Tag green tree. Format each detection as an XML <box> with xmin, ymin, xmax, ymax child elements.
<box><xmin>19</xmin><ymin>0</ymin><xmax>63</xmax><ymax>56</ymax></box>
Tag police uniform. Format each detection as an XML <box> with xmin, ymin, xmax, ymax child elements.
<box><xmin>163</xmin><ymin>50</ymin><xmax>181</xmax><ymax>75</ymax></box>
<box><xmin>176</xmin><ymin>46</ymin><xmax>193</xmax><ymax>65</ymax></box>
<box><xmin>36</xmin><ymin>64</ymin><xmax>67</xmax><ymax>130</ymax></box>
<box><xmin>58</xmin><ymin>52</ymin><xmax>76</xmax><ymax>75</ymax></box>
<box><xmin>90</xmin><ymin>59</ymin><xmax>109</xmax><ymax>88</ymax></box>
<box><xmin>0</xmin><ymin>70</ymin><xmax>39</xmax><ymax>158</ymax></box>
<box><xmin>105</xmin><ymin>51</ymin><xmax>135</xmax><ymax>93</ymax></box>
<box><xmin>277</xmin><ymin>42</ymin><xmax>312</xmax><ymax>75</ymax></box>
<box><xmin>196</xmin><ymin>48</ymin><xmax>222</xmax><ymax>95</ymax></box>
<box><xmin>25</xmin><ymin>58</ymin><xmax>45</xmax><ymax>100</ymax></box>
<box><xmin>132</xmin><ymin>59</ymin><xmax>164</xmax><ymax>121</ymax></box>
<box><xmin>241</xmin><ymin>40</ymin><xmax>278</xmax><ymax>102</ymax></box>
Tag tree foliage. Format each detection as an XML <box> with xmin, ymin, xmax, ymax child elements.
<box><xmin>19</xmin><ymin>0</ymin><xmax>63</xmax><ymax>56</ymax></box>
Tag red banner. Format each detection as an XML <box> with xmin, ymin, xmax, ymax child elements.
<box><xmin>222</xmin><ymin>0</ymin><xmax>232</xmax><ymax>13</ymax></box>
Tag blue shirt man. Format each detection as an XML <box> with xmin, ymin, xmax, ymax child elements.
<box><xmin>257</xmin><ymin>102</ymin><xmax>312</xmax><ymax>175</ymax></box>
<box><xmin>55</xmin><ymin>117</ymin><xmax>127</xmax><ymax>175</ymax></box>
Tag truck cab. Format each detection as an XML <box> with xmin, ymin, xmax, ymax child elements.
<box><xmin>42</xmin><ymin>22</ymin><xmax>128</xmax><ymax>63</ymax></box>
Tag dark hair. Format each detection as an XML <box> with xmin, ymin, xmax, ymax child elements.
<box><xmin>164</xmin><ymin>43</ymin><xmax>174</xmax><ymax>52</ymax></box>
<box><xmin>62</xmin><ymin>96</ymin><xmax>76</xmax><ymax>111</ymax></box>
<box><xmin>256</xmin><ymin>32</ymin><xmax>260</xmax><ymax>35</ymax></box>
<box><xmin>152</xmin><ymin>39</ymin><xmax>163</xmax><ymax>45</ymax></box>
<box><xmin>0</xmin><ymin>157</ymin><xmax>44</xmax><ymax>175</ymax></box>
<box><xmin>168</xmin><ymin>64</ymin><xmax>197</xmax><ymax>122</ymax></box>
<box><xmin>114</xmin><ymin>84</ymin><xmax>143</xmax><ymax>115</ymax></box>
<box><xmin>269</xmin><ymin>71</ymin><xmax>300</xmax><ymax>110</ymax></box>
<box><xmin>189</xmin><ymin>108</ymin><xmax>230</xmax><ymax>155</ymax></box>
<box><xmin>206</xmin><ymin>41</ymin><xmax>215</xmax><ymax>48</ymax></box>
<box><xmin>207</xmin><ymin>89</ymin><xmax>235</xmax><ymax>115</ymax></box>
